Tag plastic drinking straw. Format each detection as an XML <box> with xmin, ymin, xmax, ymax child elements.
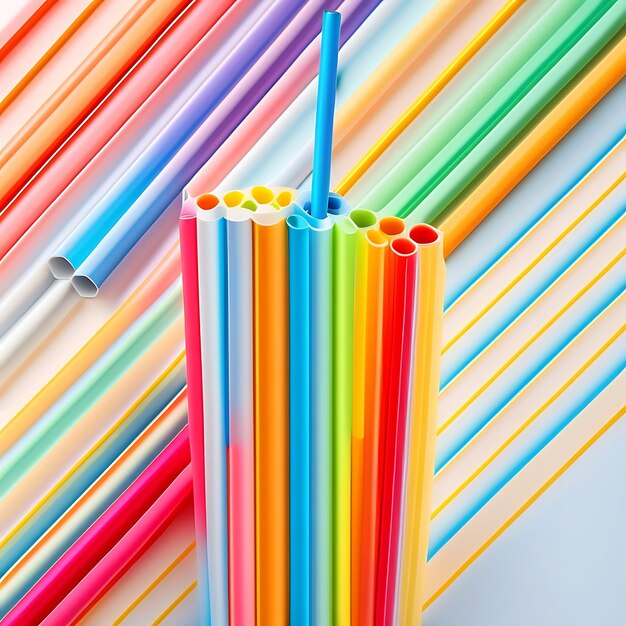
<box><xmin>2</xmin><ymin>428</ymin><xmax>191</xmax><ymax>626</ymax></box>
<box><xmin>48</xmin><ymin>0</ymin><xmax>305</xmax><ymax>285</ymax></box>
<box><xmin>0</xmin><ymin>284</ymin><xmax>182</xmax><ymax>498</ymax></box>
<box><xmin>355</xmin><ymin>228</ymin><xmax>387</xmax><ymax>626</ymax></box>
<box><xmin>66</xmin><ymin>0</ymin><xmax>342</xmax><ymax>294</ymax></box>
<box><xmin>253</xmin><ymin>214</ymin><xmax>290</xmax><ymax>625</ymax></box>
<box><xmin>225</xmin><ymin>203</ymin><xmax>256</xmax><ymax>626</ymax></box>
<box><xmin>195</xmin><ymin>195</ymin><xmax>229</xmax><ymax>626</ymax></box>
<box><xmin>311</xmin><ymin>11</ymin><xmax>341</xmax><ymax>220</ymax></box>
<box><xmin>385</xmin><ymin>0</ymin><xmax>622</xmax><ymax>221</ymax></box>
<box><xmin>287</xmin><ymin>212</ymin><xmax>311</xmax><ymax>625</ymax></box>
<box><xmin>0</xmin><ymin>244</ymin><xmax>179</xmax><ymax>456</ymax></box>
<box><xmin>0</xmin><ymin>0</ymin><xmax>192</xmax><ymax>208</ymax></box>
<box><xmin>359</xmin><ymin>0</ymin><xmax>582</xmax><ymax>213</ymax></box>
<box><xmin>442</xmin><ymin>151</ymin><xmax>626</xmax><ymax>356</ymax></box>
<box><xmin>395</xmin><ymin>224</ymin><xmax>445</xmax><ymax>626</ymax></box>
<box><xmin>187</xmin><ymin>0</ymin><xmax>383</xmax><ymax>195</ymax></box>
<box><xmin>348</xmin><ymin>209</ymin><xmax>377</xmax><ymax>623</ymax></box>
<box><xmin>0</xmin><ymin>0</ymin><xmax>236</xmax><ymax>256</ymax></box>
<box><xmin>331</xmin><ymin>214</ymin><xmax>356</xmax><ymax>625</ymax></box>
<box><xmin>176</xmin><ymin>200</ymin><xmax>209</xmax><ymax>626</ymax></box>
<box><xmin>0</xmin><ymin>0</ymin><xmax>108</xmax><ymax>114</ymax></box>
<box><xmin>2</xmin><ymin>391</ymin><xmax>188</xmax><ymax>612</ymax></box>
<box><xmin>308</xmin><ymin>213</ymin><xmax>333</xmax><ymax>626</ymax></box>
<box><xmin>439</xmin><ymin>33</ymin><xmax>626</xmax><ymax>255</ymax></box>
<box><xmin>373</xmin><ymin>236</ymin><xmax>417</xmax><ymax>626</ymax></box>
<box><xmin>40</xmin><ymin>466</ymin><xmax>193</xmax><ymax>626</ymax></box>
<box><xmin>400</xmin><ymin>0</ymin><xmax>626</xmax><ymax>226</ymax></box>
<box><xmin>0</xmin><ymin>0</ymin><xmax>57</xmax><ymax>60</ymax></box>
<box><xmin>1</xmin><ymin>367</ymin><xmax>186</xmax><ymax>594</ymax></box>
<box><xmin>335</xmin><ymin>0</ymin><xmax>526</xmax><ymax>196</ymax></box>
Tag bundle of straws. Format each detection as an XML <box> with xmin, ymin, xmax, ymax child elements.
<box><xmin>179</xmin><ymin>12</ymin><xmax>446</xmax><ymax>626</ymax></box>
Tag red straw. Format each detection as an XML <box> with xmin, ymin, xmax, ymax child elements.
<box><xmin>375</xmin><ymin>237</ymin><xmax>418</xmax><ymax>626</ymax></box>
<box><xmin>3</xmin><ymin>428</ymin><xmax>190</xmax><ymax>625</ymax></box>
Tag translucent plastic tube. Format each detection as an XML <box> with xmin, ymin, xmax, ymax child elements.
<box><xmin>0</xmin><ymin>284</ymin><xmax>182</xmax><ymax>499</ymax></box>
<box><xmin>363</xmin><ymin>0</ymin><xmax>592</xmax><ymax>214</ymax></box>
<box><xmin>196</xmin><ymin>197</ymin><xmax>229</xmax><ymax>626</ymax></box>
<box><xmin>395</xmin><ymin>224</ymin><xmax>445</xmax><ymax>626</ymax></box>
<box><xmin>353</xmin><ymin>227</ymin><xmax>387</xmax><ymax>626</ymax></box>
<box><xmin>252</xmin><ymin>206</ymin><xmax>291</xmax><ymax>625</ymax></box>
<box><xmin>225</xmin><ymin>202</ymin><xmax>255</xmax><ymax>626</ymax></box>
<box><xmin>331</xmin><ymin>214</ymin><xmax>357</xmax><ymax>625</ymax></box>
<box><xmin>374</xmin><ymin>236</ymin><xmax>417</xmax><ymax>626</ymax></box>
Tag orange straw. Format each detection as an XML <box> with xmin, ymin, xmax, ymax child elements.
<box><xmin>439</xmin><ymin>33</ymin><xmax>626</xmax><ymax>256</ymax></box>
<box><xmin>0</xmin><ymin>244</ymin><xmax>180</xmax><ymax>455</ymax></box>
<box><xmin>0</xmin><ymin>0</ymin><xmax>107</xmax><ymax>114</ymax></box>
<box><xmin>0</xmin><ymin>0</ymin><xmax>191</xmax><ymax>208</ymax></box>
<box><xmin>335</xmin><ymin>0</ymin><xmax>528</xmax><ymax>196</ymax></box>
<box><xmin>253</xmin><ymin>218</ymin><xmax>289</xmax><ymax>625</ymax></box>
<box><xmin>353</xmin><ymin>228</ymin><xmax>387</xmax><ymax>626</ymax></box>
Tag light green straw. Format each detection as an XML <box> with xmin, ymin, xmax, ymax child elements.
<box><xmin>331</xmin><ymin>215</ymin><xmax>357</xmax><ymax>625</ymax></box>
<box><xmin>361</xmin><ymin>0</ymin><xmax>600</xmax><ymax>212</ymax></box>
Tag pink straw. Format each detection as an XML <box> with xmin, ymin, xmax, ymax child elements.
<box><xmin>2</xmin><ymin>429</ymin><xmax>190</xmax><ymax>625</ymax></box>
<box><xmin>41</xmin><ymin>467</ymin><xmax>193</xmax><ymax>625</ymax></box>
<box><xmin>178</xmin><ymin>201</ymin><xmax>210</xmax><ymax>620</ymax></box>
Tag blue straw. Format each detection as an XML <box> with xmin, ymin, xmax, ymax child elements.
<box><xmin>287</xmin><ymin>214</ymin><xmax>311</xmax><ymax>625</ymax></box>
<box><xmin>311</xmin><ymin>11</ymin><xmax>341</xmax><ymax>220</ymax></box>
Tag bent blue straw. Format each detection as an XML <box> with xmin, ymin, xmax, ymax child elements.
<box><xmin>311</xmin><ymin>11</ymin><xmax>341</xmax><ymax>220</ymax></box>
<box><xmin>287</xmin><ymin>213</ymin><xmax>311</xmax><ymax>625</ymax></box>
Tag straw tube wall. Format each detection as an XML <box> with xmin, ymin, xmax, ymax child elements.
<box><xmin>396</xmin><ymin>224</ymin><xmax>446</xmax><ymax>626</ymax></box>
<box><xmin>225</xmin><ymin>198</ymin><xmax>256</xmax><ymax>626</ymax></box>
<box><xmin>253</xmin><ymin>204</ymin><xmax>290</xmax><ymax>625</ymax></box>
<box><xmin>195</xmin><ymin>194</ymin><xmax>230</xmax><ymax>626</ymax></box>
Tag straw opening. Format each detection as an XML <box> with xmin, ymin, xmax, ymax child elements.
<box><xmin>366</xmin><ymin>229</ymin><xmax>387</xmax><ymax>246</ymax></box>
<box><xmin>391</xmin><ymin>237</ymin><xmax>417</xmax><ymax>256</ymax></box>
<box><xmin>71</xmin><ymin>274</ymin><xmax>99</xmax><ymax>297</ymax></box>
<box><xmin>350</xmin><ymin>209</ymin><xmax>377</xmax><ymax>228</ymax></box>
<box><xmin>196</xmin><ymin>193</ymin><xmax>220</xmax><ymax>210</ymax></box>
<box><xmin>251</xmin><ymin>186</ymin><xmax>274</xmax><ymax>204</ymax></box>
<box><xmin>277</xmin><ymin>191</ymin><xmax>295</xmax><ymax>207</ymax></box>
<box><xmin>409</xmin><ymin>224</ymin><xmax>439</xmax><ymax>244</ymax></box>
<box><xmin>380</xmin><ymin>217</ymin><xmax>404</xmax><ymax>236</ymax></box>
<box><xmin>224</xmin><ymin>190</ymin><xmax>245</xmax><ymax>207</ymax></box>
<box><xmin>48</xmin><ymin>256</ymin><xmax>75</xmax><ymax>279</ymax></box>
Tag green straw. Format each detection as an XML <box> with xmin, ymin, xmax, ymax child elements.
<box><xmin>331</xmin><ymin>215</ymin><xmax>357</xmax><ymax>625</ymax></box>
<box><xmin>419</xmin><ymin>0</ymin><xmax>626</xmax><ymax>225</ymax></box>
<box><xmin>383</xmin><ymin>0</ymin><xmax>618</xmax><ymax>219</ymax></box>
<box><xmin>360</xmin><ymin>0</ymin><xmax>598</xmax><ymax>212</ymax></box>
